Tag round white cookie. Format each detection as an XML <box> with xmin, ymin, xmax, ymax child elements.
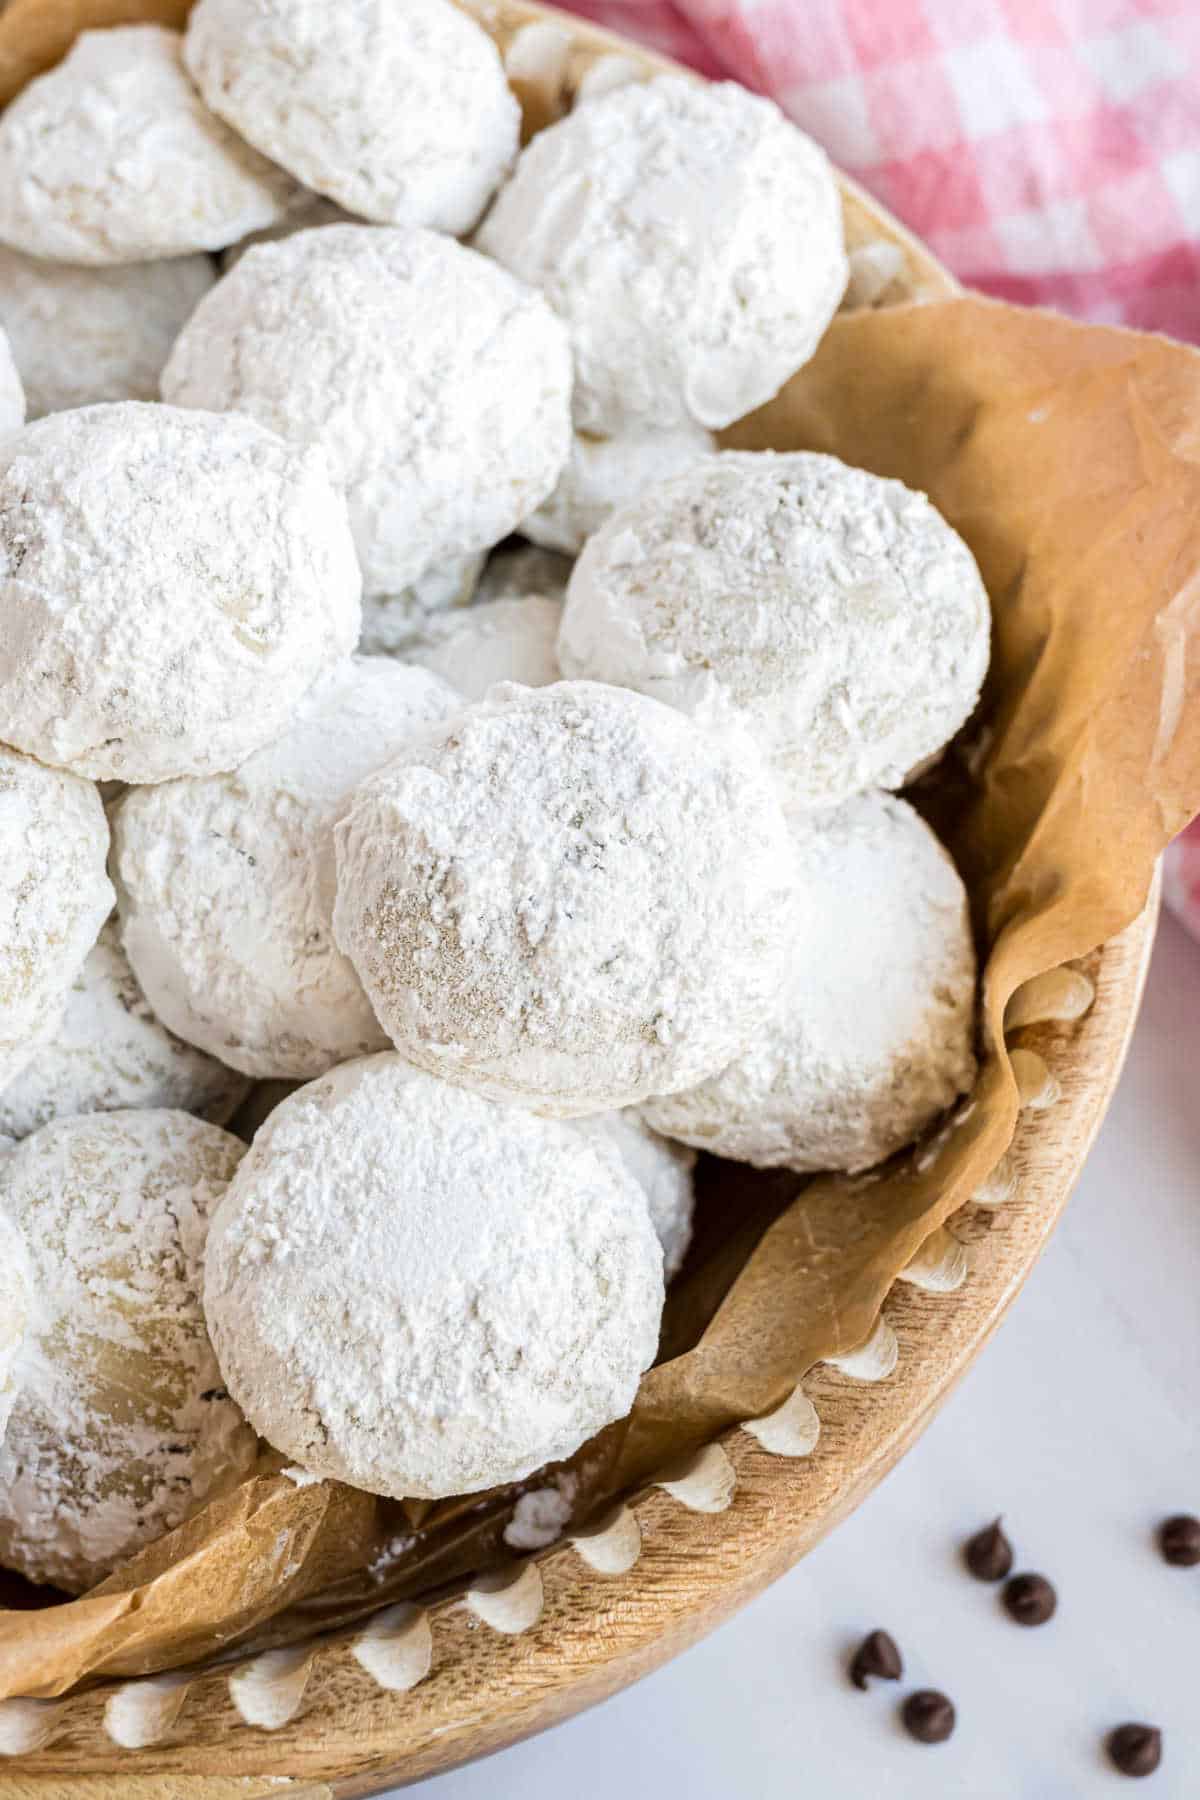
<box><xmin>524</xmin><ymin>424</ymin><xmax>715</xmax><ymax>555</ymax></box>
<box><xmin>476</xmin><ymin>76</ymin><xmax>846</xmax><ymax>434</ymax></box>
<box><xmin>560</xmin><ymin>451</ymin><xmax>992</xmax><ymax>807</ymax></box>
<box><xmin>162</xmin><ymin>225</ymin><xmax>572</xmax><ymax>593</ymax></box>
<box><xmin>333</xmin><ymin>681</ymin><xmax>796</xmax><ymax>1116</ymax></box>
<box><xmin>581</xmin><ymin>1110</ymin><xmax>696</xmax><ymax>1280</ymax></box>
<box><xmin>0</xmin><ymin>1210</ymin><xmax>30</xmax><ymax>1446</ymax></box>
<box><xmin>644</xmin><ymin>791</ymin><xmax>977</xmax><ymax>1173</ymax></box>
<box><xmin>115</xmin><ymin>659</ymin><xmax>461</xmax><ymax>1081</ymax></box>
<box><xmin>0</xmin><ymin>917</ymin><xmax>249</xmax><ymax>1140</ymax></box>
<box><xmin>0</xmin><ymin>1109</ymin><xmax>256</xmax><ymax>1591</ymax></box>
<box><xmin>0</xmin><ymin>322</ymin><xmax>24</xmax><ymax>433</ymax></box>
<box><xmin>0</xmin><ymin>246</ymin><xmax>215</xmax><ymax>418</ymax></box>
<box><xmin>0</xmin><ymin>26</ymin><xmax>296</xmax><ymax>265</ymax></box>
<box><xmin>204</xmin><ymin>1055</ymin><xmax>664</xmax><ymax>1499</ymax></box>
<box><xmin>186</xmin><ymin>0</ymin><xmax>519</xmax><ymax>235</ymax></box>
<box><xmin>0</xmin><ymin>402</ymin><xmax>361</xmax><ymax>782</ymax></box>
<box><xmin>359</xmin><ymin>553</ymin><xmax>484</xmax><ymax>659</ymax></box>
<box><xmin>477</xmin><ymin>542</ymin><xmax>573</xmax><ymax>607</ymax></box>
<box><xmin>405</xmin><ymin>596</ymin><xmax>561</xmax><ymax>701</ymax></box>
<box><xmin>0</xmin><ymin>747</ymin><xmax>113</xmax><ymax>1089</ymax></box>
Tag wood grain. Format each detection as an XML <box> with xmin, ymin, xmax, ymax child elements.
<box><xmin>0</xmin><ymin>2</ymin><xmax>1159</xmax><ymax>1792</ymax></box>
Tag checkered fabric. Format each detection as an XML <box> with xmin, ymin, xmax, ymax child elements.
<box><xmin>559</xmin><ymin>0</ymin><xmax>1200</xmax><ymax>938</ymax></box>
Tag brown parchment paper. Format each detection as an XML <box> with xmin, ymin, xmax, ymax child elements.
<box><xmin>6</xmin><ymin>294</ymin><xmax>1200</xmax><ymax>1698</ymax></box>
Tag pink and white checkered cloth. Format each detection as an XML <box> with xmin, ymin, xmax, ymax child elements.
<box><xmin>558</xmin><ymin>0</ymin><xmax>1200</xmax><ymax>938</ymax></box>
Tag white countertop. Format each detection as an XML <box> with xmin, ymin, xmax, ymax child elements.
<box><xmin>412</xmin><ymin>910</ymin><xmax>1200</xmax><ymax>1800</ymax></box>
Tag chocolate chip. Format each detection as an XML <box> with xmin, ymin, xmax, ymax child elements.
<box><xmin>901</xmin><ymin>1690</ymin><xmax>955</xmax><ymax>1744</ymax></box>
<box><xmin>849</xmin><ymin>1628</ymin><xmax>903</xmax><ymax>1689</ymax></box>
<box><xmin>1158</xmin><ymin>1514</ymin><xmax>1200</xmax><ymax>1567</ymax></box>
<box><xmin>1002</xmin><ymin>1571</ymin><xmax>1056</xmax><ymax>1625</ymax></box>
<box><xmin>964</xmin><ymin>1517</ymin><xmax>1013</xmax><ymax>1581</ymax></box>
<box><xmin>1107</xmin><ymin>1724</ymin><xmax>1163</xmax><ymax>1778</ymax></box>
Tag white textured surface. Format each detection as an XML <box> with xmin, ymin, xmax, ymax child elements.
<box><xmin>524</xmin><ymin>425</ymin><xmax>715</xmax><ymax>555</ymax></box>
<box><xmin>0</xmin><ymin>1212</ymin><xmax>29</xmax><ymax>1445</ymax></box>
<box><xmin>0</xmin><ymin>26</ymin><xmax>295</xmax><ymax>264</ymax></box>
<box><xmin>0</xmin><ymin>747</ymin><xmax>112</xmax><ymax>1088</ymax></box>
<box><xmin>644</xmin><ymin>792</ymin><xmax>976</xmax><ymax>1171</ymax></box>
<box><xmin>578</xmin><ymin>1109</ymin><xmax>695</xmax><ymax>1280</ymax></box>
<box><xmin>162</xmin><ymin>225</ymin><xmax>573</xmax><ymax>592</ymax></box>
<box><xmin>405</xmin><ymin>595</ymin><xmax>562</xmax><ymax>700</ymax></box>
<box><xmin>0</xmin><ymin>916</ymin><xmax>248</xmax><ymax>1138</ymax></box>
<box><xmin>0</xmin><ymin>324</ymin><xmax>23</xmax><ymax>432</ymax></box>
<box><xmin>359</xmin><ymin>556</ymin><xmax>485</xmax><ymax>659</ymax></box>
<box><xmin>0</xmin><ymin>1109</ymin><xmax>254</xmax><ymax>1591</ymax></box>
<box><xmin>0</xmin><ymin>402</ymin><xmax>360</xmax><ymax>782</ymax></box>
<box><xmin>417</xmin><ymin>914</ymin><xmax>1200</xmax><ymax>1800</ymax></box>
<box><xmin>476</xmin><ymin>543</ymin><xmax>574</xmax><ymax>608</ymax></box>
<box><xmin>204</xmin><ymin>1054</ymin><xmax>663</xmax><ymax>1498</ymax></box>
<box><xmin>0</xmin><ymin>247</ymin><xmax>214</xmax><ymax>417</ymax></box>
<box><xmin>333</xmin><ymin>682</ymin><xmax>797</xmax><ymax>1115</ymax></box>
<box><xmin>560</xmin><ymin>451</ymin><xmax>992</xmax><ymax>806</ymax></box>
<box><xmin>186</xmin><ymin>0</ymin><xmax>519</xmax><ymax>234</ymax></box>
<box><xmin>114</xmin><ymin>659</ymin><xmax>460</xmax><ymax>1080</ymax></box>
<box><xmin>476</xmin><ymin>76</ymin><xmax>846</xmax><ymax>434</ymax></box>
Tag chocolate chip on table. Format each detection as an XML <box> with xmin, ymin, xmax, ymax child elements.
<box><xmin>901</xmin><ymin>1690</ymin><xmax>956</xmax><ymax>1744</ymax></box>
<box><xmin>849</xmin><ymin>1628</ymin><xmax>903</xmax><ymax>1689</ymax></box>
<box><xmin>1002</xmin><ymin>1571</ymin><xmax>1057</xmax><ymax>1625</ymax></box>
<box><xmin>964</xmin><ymin>1517</ymin><xmax>1014</xmax><ymax>1582</ymax></box>
<box><xmin>1107</xmin><ymin>1724</ymin><xmax>1163</xmax><ymax>1778</ymax></box>
<box><xmin>1157</xmin><ymin>1514</ymin><xmax>1200</xmax><ymax>1567</ymax></box>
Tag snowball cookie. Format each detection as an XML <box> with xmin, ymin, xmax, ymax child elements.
<box><xmin>0</xmin><ymin>918</ymin><xmax>250</xmax><ymax>1140</ymax></box>
<box><xmin>162</xmin><ymin>226</ymin><xmax>572</xmax><ymax>593</ymax></box>
<box><xmin>524</xmin><ymin>424</ymin><xmax>715</xmax><ymax>556</ymax></box>
<box><xmin>0</xmin><ymin>1110</ymin><xmax>257</xmax><ymax>1591</ymax></box>
<box><xmin>333</xmin><ymin>682</ymin><xmax>796</xmax><ymax>1116</ymax></box>
<box><xmin>0</xmin><ymin>324</ymin><xmax>24</xmax><ymax>433</ymax></box>
<box><xmin>204</xmin><ymin>1055</ymin><xmax>664</xmax><ymax>1498</ymax></box>
<box><xmin>644</xmin><ymin>792</ymin><xmax>977</xmax><ymax>1173</ymax></box>
<box><xmin>581</xmin><ymin>1110</ymin><xmax>696</xmax><ymax>1281</ymax></box>
<box><xmin>0</xmin><ymin>748</ymin><xmax>113</xmax><ymax>1089</ymax></box>
<box><xmin>0</xmin><ymin>247</ymin><xmax>215</xmax><ymax>418</ymax></box>
<box><xmin>0</xmin><ymin>1212</ymin><xmax>30</xmax><ymax>1445</ymax></box>
<box><xmin>406</xmin><ymin>596</ymin><xmax>562</xmax><ymax>702</ymax></box>
<box><xmin>359</xmin><ymin>553</ymin><xmax>484</xmax><ymax>659</ymax></box>
<box><xmin>477</xmin><ymin>542</ymin><xmax>573</xmax><ymax>607</ymax></box>
<box><xmin>0</xmin><ymin>27</ymin><xmax>296</xmax><ymax>266</ymax></box>
<box><xmin>115</xmin><ymin>659</ymin><xmax>462</xmax><ymax>1081</ymax></box>
<box><xmin>476</xmin><ymin>77</ymin><xmax>846</xmax><ymax>435</ymax></box>
<box><xmin>0</xmin><ymin>403</ymin><xmax>360</xmax><ymax>783</ymax></box>
<box><xmin>560</xmin><ymin>452</ymin><xmax>992</xmax><ymax>808</ymax></box>
<box><xmin>186</xmin><ymin>0</ymin><xmax>519</xmax><ymax>235</ymax></box>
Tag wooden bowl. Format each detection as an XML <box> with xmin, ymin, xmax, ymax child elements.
<box><xmin>0</xmin><ymin>2</ymin><xmax>1162</xmax><ymax>1791</ymax></box>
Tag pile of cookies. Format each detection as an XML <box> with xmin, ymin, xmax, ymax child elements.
<box><xmin>0</xmin><ymin>0</ymin><xmax>990</xmax><ymax>1593</ymax></box>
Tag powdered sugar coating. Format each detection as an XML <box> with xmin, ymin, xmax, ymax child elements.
<box><xmin>162</xmin><ymin>226</ymin><xmax>572</xmax><ymax>593</ymax></box>
<box><xmin>0</xmin><ymin>1109</ymin><xmax>256</xmax><ymax>1591</ymax></box>
<box><xmin>643</xmin><ymin>792</ymin><xmax>977</xmax><ymax>1172</ymax></box>
<box><xmin>476</xmin><ymin>77</ymin><xmax>846</xmax><ymax>434</ymax></box>
<box><xmin>0</xmin><ymin>1212</ymin><xmax>29</xmax><ymax>1445</ymax></box>
<box><xmin>359</xmin><ymin>554</ymin><xmax>484</xmax><ymax>658</ymax></box>
<box><xmin>333</xmin><ymin>681</ymin><xmax>797</xmax><ymax>1116</ymax></box>
<box><xmin>115</xmin><ymin>659</ymin><xmax>461</xmax><ymax>1081</ymax></box>
<box><xmin>524</xmin><ymin>424</ymin><xmax>714</xmax><ymax>555</ymax></box>
<box><xmin>0</xmin><ymin>324</ymin><xmax>24</xmax><ymax>432</ymax></box>
<box><xmin>0</xmin><ymin>27</ymin><xmax>296</xmax><ymax>266</ymax></box>
<box><xmin>581</xmin><ymin>1110</ymin><xmax>695</xmax><ymax>1280</ymax></box>
<box><xmin>186</xmin><ymin>0</ymin><xmax>519</xmax><ymax>235</ymax></box>
<box><xmin>406</xmin><ymin>596</ymin><xmax>562</xmax><ymax>701</ymax></box>
<box><xmin>204</xmin><ymin>1055</ymin><xmax>663</xmax><ymax>1498</ymax></box>
<box><xmin>560</xmin><ymin>451</ymin><xmax>992</xmax><ymax>807</ymax></box>
<box><xmin>0</xmin><ymin>402</ymin><xmax>361</xmax><ymax>782</ymax></box>
<box><xmin>0</xmin><ymin>917</ymin><xmax>249</xmax><ymax>1140</ymax></box>
<box><xmin>0</xmin><ymin>246</ymin><xmax>215</xmax><ymax>418</ymax></box>
<box><xmin>0</xmin><ymin>748</ymin><xmax>113</xmax><ymax>1089</ymax></box>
